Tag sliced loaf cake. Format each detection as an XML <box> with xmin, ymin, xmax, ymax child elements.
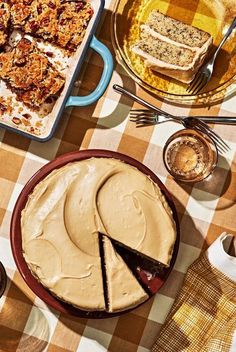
<box><xmin>132</xmin><ymin>11</ymin><xmax>213</xmax><ymax>84</ymax></box>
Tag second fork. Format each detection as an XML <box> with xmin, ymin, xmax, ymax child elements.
<box><xmin>129</xmin><ymin>110</ymin><xmax>230</xmax><ymax>154</ymax></box>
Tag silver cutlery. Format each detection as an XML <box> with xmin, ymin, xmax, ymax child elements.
<box><xmin>130</xmin><ymin>110</ymin><xmax>229</xmax><ymax>153</ymax></box>
<box><xmin>113</xmin><ymin>84</ymin><xmax>230</xmax><ymax>153</ymax></box>
<box><xmin>130</xmin><ymin>109</ymin><xmax>236</xmax><ymax>125</ymax></box>
<box><xmin>187</xmin><ymin>17</ymin><xmax>236</xmax><ymax>95</ymax></box>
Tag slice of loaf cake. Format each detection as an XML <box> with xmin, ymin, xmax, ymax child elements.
<box><xmin>132</xmin><ymin>11</ymin><xmax>213</xmax><ymax>84</ymax></box>
<box><xmin>147</xmin><ymin>11</ymin><xmax>211</xmax><ymax>49</ymax></box>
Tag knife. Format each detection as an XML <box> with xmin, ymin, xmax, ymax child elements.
<box><xmin>113</xmin><ymin>84</ymin><xmax>236</xmax><ymax>125</ymax></box>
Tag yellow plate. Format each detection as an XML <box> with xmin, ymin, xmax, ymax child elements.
<box><xmin>111</xmin><ymin>0</ymin><xmax>236</xmax><ymax>105</ymax></box>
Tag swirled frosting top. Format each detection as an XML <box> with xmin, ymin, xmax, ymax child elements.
<box><xmin>21</xmin><ymin>158</ymin><xmax>176</xmax><ymax>311</ymax></box>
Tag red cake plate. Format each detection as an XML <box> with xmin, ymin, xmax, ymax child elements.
<box><xmin>10</xmin><ymin>149</ymin><xmax>180</xmax><ymax>318</ymax></box>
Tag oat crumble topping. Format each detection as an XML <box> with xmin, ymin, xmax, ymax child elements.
<box><xmin>11</xmin><ymin>0</ymin><xmax>93</xmax><ymax>51</ymax></box>
<box><xmin>0</xmin><ymin>38</ymin><xmax>65</xmax><ymax>108</ymax></box>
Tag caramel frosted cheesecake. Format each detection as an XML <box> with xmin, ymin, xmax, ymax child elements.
<box><xmin>21</xmin><ymin>158</ymin><xmax>176</xmax><ymax>312</ymax></box>
<box><xmin>96</xmin><ymin>159</ymin><xmax>176</xmax><ymax>265</ymax></box>
<box><xmin>132</xmin><ymin>11</ymin><xmax>213</xmax><ymax>84</ymax></box>
<box><xmin>103</xmin><ymin>236</ymin><xmax>148</xmax><ymax>312</ymax></box>
<box><xmin>21</xmin><ymin>163</ymin><xmax>106</xmax><ymax>311</ymax></box>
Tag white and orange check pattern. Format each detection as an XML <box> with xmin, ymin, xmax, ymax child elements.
<box><xmin>0</xmin><ymin>1</ymin><xmax>236</xmax><ymax>351</ymax></box>
<box><xmin>152</xmin><ymin>244</ymin><xmax>236</xmax><ymax>352</ymax></box>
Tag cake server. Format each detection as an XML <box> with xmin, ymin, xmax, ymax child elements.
<box><xmin>113</xmin><ymin>84</ymin><xmax>230</xmax><ymax>153</ymax></box>
<box><xmin>187</xmin><ymin>17</ymin><xmax>236</xmax><ymax>94</ymax></box>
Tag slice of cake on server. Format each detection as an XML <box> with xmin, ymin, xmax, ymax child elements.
<box><xmin>131</xmin><ymin>11</ymin><xmax>213</xmax><ymax>84</ymax></box>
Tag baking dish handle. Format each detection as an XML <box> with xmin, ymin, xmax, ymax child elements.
<box><xmin>66</xmin><ymin>36</ymin><xmax>113</xmax><ymax>107</ymax></box>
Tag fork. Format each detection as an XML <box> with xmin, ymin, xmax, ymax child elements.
<box><xmin>130</xmin><ymin>109</ymin><xmax>236</xmax><ymax>125</ymax></box>
<box><xmin>187</xmin><ymin>17</ymin><xmax>236</xmax><ymax>95</ymax></box>
<box><xmin>113</xmin><ymin>84</ymin><xmax>230</xmax><ymax>153</ymax></box>
<box><xmin>129</xmin><ymin>110</ymin><xmax>230</xmax><ymax>153</ymax></box>
<box><xmin>129</xmin><ymin>109</ymin><xmax>236</xmax><ymax>125</ymax></box>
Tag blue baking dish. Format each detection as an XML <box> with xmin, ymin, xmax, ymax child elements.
<box><xmin>0</xmin><ymin>0</ymin><xmax>113</xmax><ymax>142</ymax></box>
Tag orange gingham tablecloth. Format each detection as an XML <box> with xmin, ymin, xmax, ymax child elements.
<box><xmin>0</xmin><ymin>1</ymin><xmax>236</xmax><ymax>351</ymax></box>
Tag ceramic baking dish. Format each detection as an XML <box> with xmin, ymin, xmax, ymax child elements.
<box><xmin>0</xmin><ymin>0</ymin><xmax>113</xmax><ymax>142</ymax></box>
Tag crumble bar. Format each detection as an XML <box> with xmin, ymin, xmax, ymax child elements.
<box><xmin>0</xmin><ymin>38</ymin><xmax>65</xmax><ymax>108</ymax></box>
<box><xmin>0</xmin><ymin>0</ymin><xmax>11</xmax><ymax>47</ymax></box>
<box><xmin>11</xmin><ymin>0</ymin><xmax>93</xmax><ymax>51</ymax></box>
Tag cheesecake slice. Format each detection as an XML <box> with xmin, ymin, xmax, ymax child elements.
<box><xmin>103</xmin><ymin>236</ymin><xmax>148</xmax><ymax>312</ymax></box>
<box><xmin>132</xmin><ymin>11</ymin><xmax>213</xmax><ymax>84</ymax></box>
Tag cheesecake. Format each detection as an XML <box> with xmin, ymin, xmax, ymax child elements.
<box><xmin>96</xmin><ymin>159</ymin><xmax>176</xmax><ymax>265</ymax></box>
<box><xmin>21</xmin><ymin>158</ymin><xmax>176</xmax><ymax>312</ymax></box>
<box><xmin>103</xmin><ymin>236</ymin><xmax>148</xmax><ymax>312</ymax></box>
<box><xmin>21</xmin><ymin>163</ymin><xmax>105</xmax><ymax>311</ymax></box>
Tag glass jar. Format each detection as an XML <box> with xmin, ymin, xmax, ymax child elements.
<box><xmin>163</xmin><ymin>129</ymin><xmax>218</xmax><ymax>183</ymax></box>
<box><xmin>0</xmin><ymin>262</ymin><xmax>7</xmax><ymax>298</ymax></box>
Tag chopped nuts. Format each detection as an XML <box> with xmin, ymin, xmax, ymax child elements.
<box><xmin>22</xmin><ymin>118</ymin><xmax>31</xmax><ymax>126</ymax></box>
<box><xmin>0</xmin><ymin>103</ymin><xmax>7</xmax><ymax>115</ymax></box>
<box><xmin>22</xmin><ymin>113</ymin><xmax>32</xmax><ymax>119</ymax></box>
<box><xmin>0</xmin><ymin>38</ymin><xmax>65</xmax><ymax>108</ymax></box>
<box><xmin>45</xmin><ymin>51</ymin><xmax>54</xmax><ymax>58</ymax></box>
<box><xmin>35</xmin><ymin>120</ymin><xmax>42</xmax><ymax>128</ymax></box>
<box><xmin>10</xmin><ymin>0</ymin><xmax>93</xmax><ymax>52</ymax></box>
<box><xmin>12</xmin><ymin>116</ymin><xmax>21</xmax><ymax>125</ymax></box>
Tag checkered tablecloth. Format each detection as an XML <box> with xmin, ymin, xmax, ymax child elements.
<box><xmin>0</xmin><ymin>1</ymin><xmax>236</xmax><ymax>351</ymax></box>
